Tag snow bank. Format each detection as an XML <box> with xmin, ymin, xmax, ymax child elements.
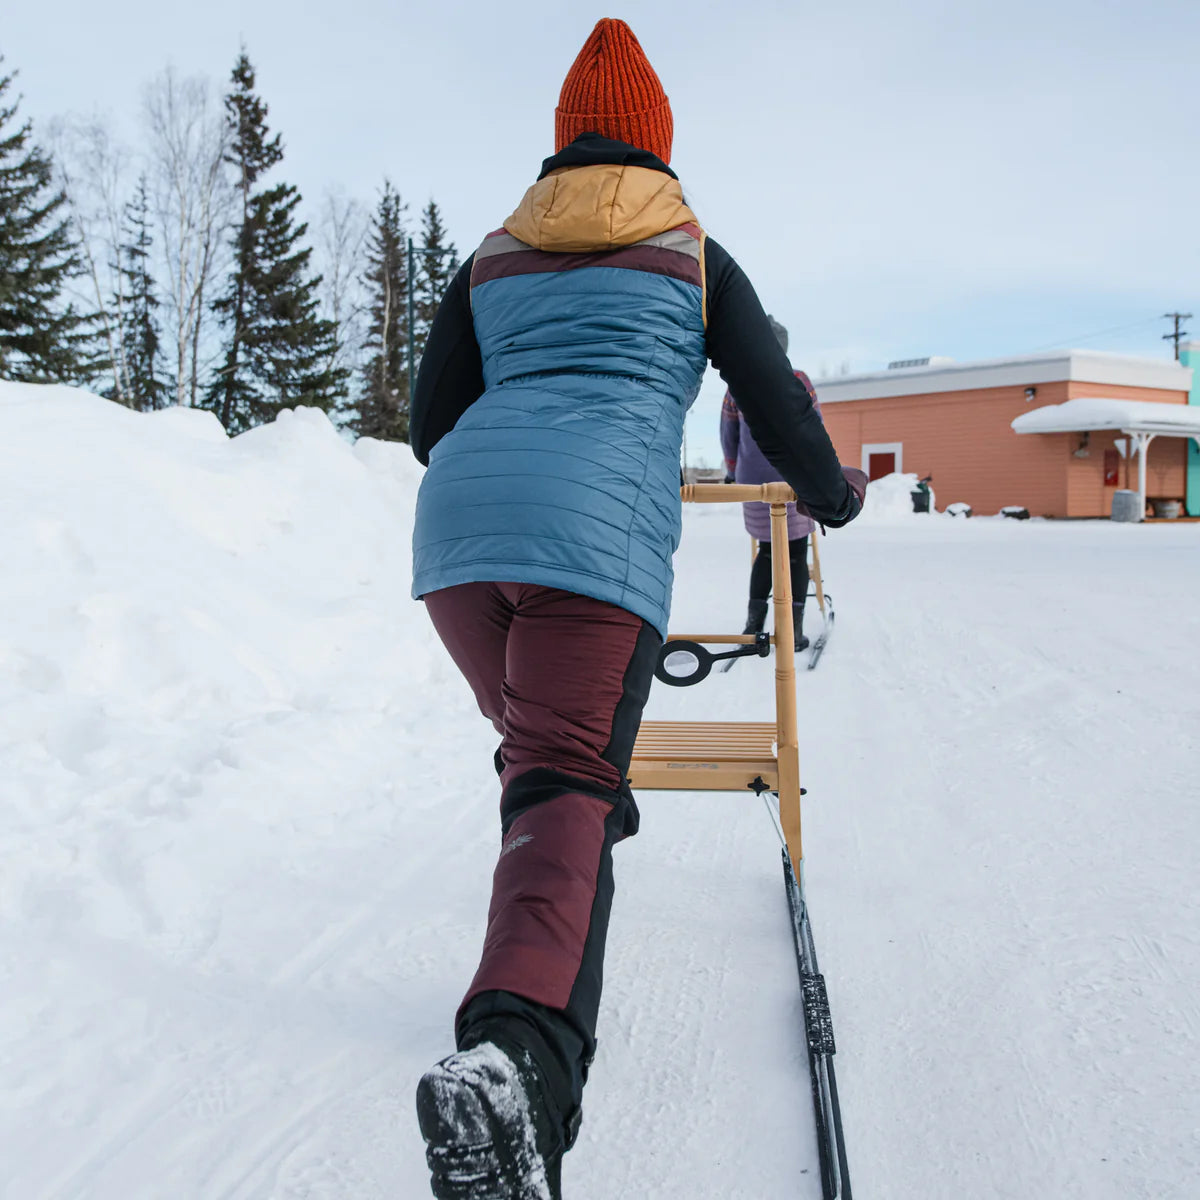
<box><xmin>0</xmin><ymin>384</ymin><xmax>428</xmax><ymax>743</ymax></box>
<box><xmin>854</xmin><ymin>471</ymin><xmax>935</xmax><ymax>523</ymax></box>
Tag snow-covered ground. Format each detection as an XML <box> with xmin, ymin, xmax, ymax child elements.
<box><xmin>2</xmin><ymin>384</ymin><xmax>1198</xmax><ymax>1199</ymax></box>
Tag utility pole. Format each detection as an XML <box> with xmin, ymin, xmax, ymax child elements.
<box><xmin>406</xmin><ymin>237</ymin><xmax>459</xmax><ymax>397</ymax></box>
<box><xmin>1162</xmin><ymin>312</ymin><xmax>1192</xmax><ymax>361</ymax></box>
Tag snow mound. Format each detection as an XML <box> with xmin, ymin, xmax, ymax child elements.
<box><xmin>0</xmin><ymin>381</ymin><xmax>430</xmax><ymax>782</ymax></box>
<box><xmin>855</xmin><ymin>472</ymin><xmax>935</xmax><ymax>523</ymax></box>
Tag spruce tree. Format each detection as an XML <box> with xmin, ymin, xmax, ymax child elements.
<box><xmin>354</xmin><ymin>180</ymin><xmax>410</xmax><ymax>441</ymax></box>
<box><xmin>207</xmin><ymin>51</ymin><xmax>344</xmax><ymax>433</ymax></box>
<box><xmin>115</xmin><ymin>175</ymin><xmax>165</xmax><ymax>410</ymax></box>
<box><xmin>412</xmin><ymin>198</ymin><xmax>458</xmax><ymax>365</ymax></box>
<box><xmin>0</xmin><ymin>61</ymin><xmax>92</xmax><ymax>382</ymax></box>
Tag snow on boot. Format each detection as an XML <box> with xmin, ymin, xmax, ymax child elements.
<box><xmin>743</xmin><ymin>599</ymin><xmax>769</xmax><ymax>635</ymax></box>
<box><xmin>417</xmin><ymin>1041</ymin><xmax>563</xmax><ymax>1200</ymax></box>
<box><xmin>793</xmin><ymin>603</ymin><xmax>810</xmax><ymax>652</ymax></box>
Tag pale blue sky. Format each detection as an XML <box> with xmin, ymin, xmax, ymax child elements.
<box><xmin>7</xmin><ymin>0</ymin><xmax>1198</xmax><ymax>463</ymax></box>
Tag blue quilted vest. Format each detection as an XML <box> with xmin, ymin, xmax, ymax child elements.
<box><xmin>411</xmin><ymin>168</ymin><xmax>707</xmax><ymax>637</ymax></box>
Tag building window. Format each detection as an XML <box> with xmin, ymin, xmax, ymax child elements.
<box><xmin>862</xmin><ymin>442</ymin><xmax>904</xmax><ymax>481</ymax></box>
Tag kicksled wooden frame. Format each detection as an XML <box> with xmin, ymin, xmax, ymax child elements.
<box><xmin>629</xmin><ymin>483</ymin><xmax>853</xmax><ymax>1200</ymax></box>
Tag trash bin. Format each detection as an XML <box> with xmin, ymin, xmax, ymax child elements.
<box><xmin>1111</xmin><ymin>490</ymin><xmax>1141</xmax><ymax>523</ymax></box>
<box><xmin>1151</xmin><ymin>498</ymin><xmax>1182</xmax><ymax>520</ymax></box>
<box><xmin>911</xmin><ymin>476</ymin><xmax>932</xmax><ymax>514</ymax></box>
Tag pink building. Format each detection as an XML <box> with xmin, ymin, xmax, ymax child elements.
<box><xmin>813</xmin><ymin>350</ymin><xmax>1195</xmax><ymax>518</ymax></box>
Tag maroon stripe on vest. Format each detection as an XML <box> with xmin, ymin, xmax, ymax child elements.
<box><xmin>472</xmin><ymin>244</ymin><xmax>702</xmax><ymax>288</ymax></box>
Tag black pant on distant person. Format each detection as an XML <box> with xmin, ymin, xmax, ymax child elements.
<box><xmin>744</xmin><ymin>536</ymin><xmax>810</xmax><ymax>651</ymax></box>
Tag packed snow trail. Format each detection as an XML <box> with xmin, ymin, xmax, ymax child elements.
<box><xmin>672</xmin><ymin>511</ymin><xmax>1200</xmax><ymax>1200</ymax></box>
<box><xmin>2</xmin><ymin>387</ymin><xmax>1198</xmax><ymax>1198</ymax></box>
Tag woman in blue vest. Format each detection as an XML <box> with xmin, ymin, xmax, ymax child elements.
<box><xmin>410</xmin><ymin>19</ymin><xmax>867</xmax><ymax>1199</ymax></box>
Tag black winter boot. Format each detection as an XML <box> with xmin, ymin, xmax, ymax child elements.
<box><xmin>793</xmin><ymin>604</ymin><xmax>810</xmax><ymax>652</ymax></box>
<box><xmin>743</xmin><ymin>599</ymin><xmax>769</xmax><ymax>635</ymax></box>
<box><xmin>417</xmin><ymin>1041</ymin><xmax>564</xmax><ymax>1199</ymax></box>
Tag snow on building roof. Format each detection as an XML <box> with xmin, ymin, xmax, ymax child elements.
<box><xmin>1011</xmin><ymin>396</ymin><xmax>1200</xmax><ymax>438</ymax></box>
<box><xmin>812</xmin><ymin>349</ymin><xmax>1191</xmax><ymax>404</ymax></box>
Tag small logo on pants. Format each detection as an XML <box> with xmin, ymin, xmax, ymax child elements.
<box><xmin>499</xmin><ymin>833</ymin><xmax>534</xmax><ymax>860</ymax></box>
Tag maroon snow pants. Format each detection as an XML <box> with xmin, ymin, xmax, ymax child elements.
<box><xmin>423</xmin><ymin>581</ymin><xmax>660</xmax><ymax>1134</ymax></box>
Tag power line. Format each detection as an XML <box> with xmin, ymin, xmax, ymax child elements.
<box><xmin>1024</xmin><ymin>315</ymin><xmax>1163</xmax><ymax>354</ymax></box>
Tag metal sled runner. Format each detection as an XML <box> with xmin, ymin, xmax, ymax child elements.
<box><xmin>629</xmin><ymin>483</ymin><xmax>852</xmax><ymax>1200</ymax></box>
<box><xmin>805</xmin><ymin>531</ymin><xmax>835</xmax><ymax>670</ymax></box>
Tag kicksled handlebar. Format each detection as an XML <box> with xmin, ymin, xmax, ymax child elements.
<box><xmin>661</xmin><ymin>482</ymin><xmax>832</xmax><ymax>684</ymax></box>
<box><xmin>681</xmin><ymin>482</ymin><xmax>797</xmax><ymax>504</ymax></box>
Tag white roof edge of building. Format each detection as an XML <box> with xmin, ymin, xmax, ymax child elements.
<box><xmin>811</xmin><ymin>349</ymin><xmax>1192</xmax><ymax>403</ymax></box>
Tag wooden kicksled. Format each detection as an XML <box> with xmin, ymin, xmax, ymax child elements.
<box><xmin>628</xmin><ymin>482</ymin><xmax>852</xmax><ymax>1200</ymax></box>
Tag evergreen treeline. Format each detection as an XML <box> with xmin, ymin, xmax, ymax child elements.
<box><xmin>0</xmin><ymin>60</ymin><xmax>93</xmax><ymax>381</ymax></box>
<box><xmin>0</xmin><ymin>48</ymin><xmax>458</xmax><ymax>440</ymax></box>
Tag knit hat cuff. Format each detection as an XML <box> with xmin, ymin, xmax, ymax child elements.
<box><xmin>554</xmin><ymin>104</ymin><xmax>674</xmax><ymax>164</ymax></box>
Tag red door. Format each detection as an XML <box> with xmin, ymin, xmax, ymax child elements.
<box><xmin>867</xmin><ymin>452</ymin><xmax>896</xmax><ymax>481</ymax></box>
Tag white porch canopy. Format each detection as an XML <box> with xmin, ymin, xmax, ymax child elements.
<box><xmin>1012</xmin><ymin>397</ymin><xmax>1200</xmax><ymax>519</ymax></box>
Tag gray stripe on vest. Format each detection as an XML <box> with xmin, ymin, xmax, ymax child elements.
<box><xmin>475</xmin><ymin>231</ymin><xmax>531</xmax><ymax>261</ymax></box>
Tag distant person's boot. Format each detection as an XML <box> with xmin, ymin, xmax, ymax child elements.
<box><xmin>793</xmin><ymin>603</ymin><xmax>810</xmax><ymax>652</ymax></box>
<box><xmin>743</xmin><ymin>599</ymin><xmax>768</xmax><ymax>635</ymax></box>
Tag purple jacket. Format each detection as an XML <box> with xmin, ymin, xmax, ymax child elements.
<box><xmin>720</xmin><ymin>369</ymin><xmax>822</xmax><ymax>541</ymax></box>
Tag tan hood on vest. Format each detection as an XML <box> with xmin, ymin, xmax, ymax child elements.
<box><xmin>504</xmin><ymin>163</ymin><xmax>697</xmax><ymax>252</ymax></box>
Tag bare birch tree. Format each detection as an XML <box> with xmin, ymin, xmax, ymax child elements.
<box><xmin>143</xmin><ymin>68</ymin><xmax>231</xmax><ymax>406</ymax></box>
<box><xmin>316</xmin><ymin>187</ymin><xmax>368</xmax><ymax>419</ymax></box>
<box><xmin>51</xmin><ymin>116</ymin><xmax>130</xmax><ymax>400</ymax></box>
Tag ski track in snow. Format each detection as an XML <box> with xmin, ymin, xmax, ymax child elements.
<box><xmin>3</xmin><ymin>389</ymin><xmax>1199</xmax><ymax>1198</ymax></box>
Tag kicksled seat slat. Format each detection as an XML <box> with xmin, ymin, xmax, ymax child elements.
<box><xmin>628</xmin><ymin>720</ymin><xmax>778</xmax><ymax>792</ymax></box>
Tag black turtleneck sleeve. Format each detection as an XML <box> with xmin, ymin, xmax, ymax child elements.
<box><xmin>409</xmin><ymin>255</ymin><xmax>483</xmax><ymax>467</ymax></box>
<box><xmin>702</xmin><ymin>237</ymin><xmax>860</xmax><ymax>527</ymax></box>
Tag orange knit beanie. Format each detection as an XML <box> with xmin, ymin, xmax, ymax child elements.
<box><xmin>555</xmin><ymin>18</ymin><xmax>674</xmax><ymax>164</ymax></box>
